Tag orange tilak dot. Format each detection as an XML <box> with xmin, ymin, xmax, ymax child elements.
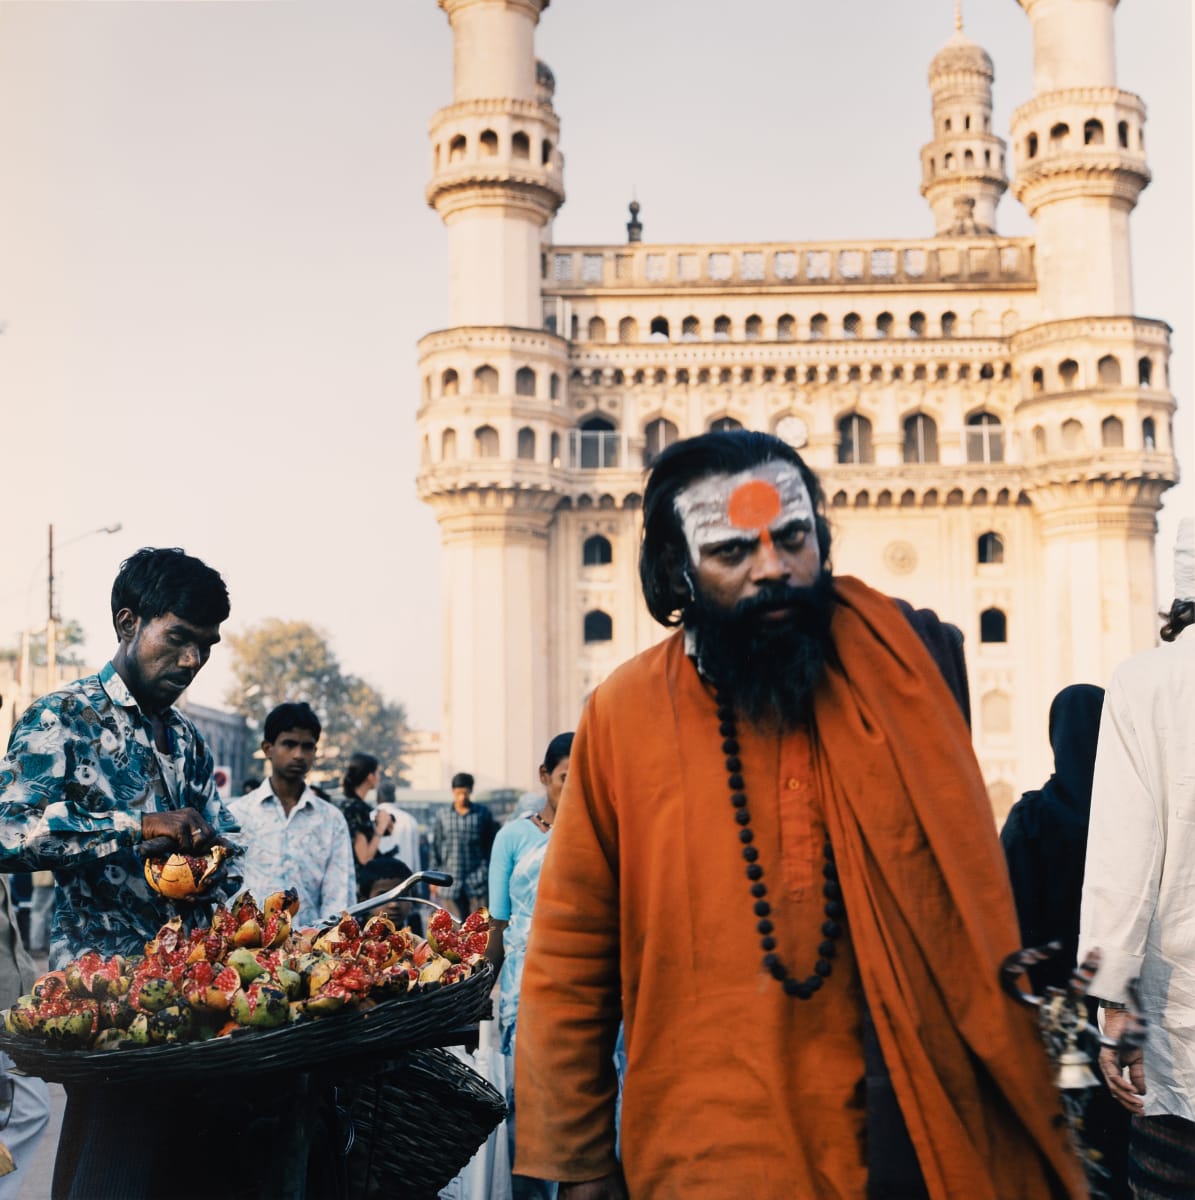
<box><xmin>727</xmin><ymin>479</ymin><xmax>782</xmax><ymax>530</ymax></box>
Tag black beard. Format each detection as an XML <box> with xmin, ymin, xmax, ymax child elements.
<box><xmin>688</xmin><ymin>570</ymin><xmax>837</xmax><ymax>733</ymax></box>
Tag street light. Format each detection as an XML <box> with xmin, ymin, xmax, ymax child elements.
<box><xmin>44</xmin><ymin>522</ymin><xmax>122</xmax><ymax>691</ymax></box>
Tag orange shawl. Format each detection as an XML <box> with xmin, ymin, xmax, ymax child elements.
<box><xmin>516</xmin><ymin>577</ymin><xmax>1085</xmax><ymax>1198</ymax></box>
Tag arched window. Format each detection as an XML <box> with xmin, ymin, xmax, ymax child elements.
<box><xmin>618</xmin><ymin>317</ymin><xmax>638</xmax><ymax>343</ymax></box>
<box><xmin>944</xmin><ymin>152</ymin><xmax>955</xmax><ymax>171</ymax></box>
<box><xmin>777</xmin><ymin>314</ymin><xmax>795</xmax><ymax>341</ymax></box>
<box><xmin>511</xmin><ymin>130</ymin><xmax>530</xmax><ymax>159</ymax></box>
<box><xmin>676</xmin><ymin>368</ymin><xmax>690</xmax><ymax>385</ymax></box>
<box><xmin>838</xmin><ymin>413</ymin><xmax>874</xmax><ymax>464</ymax></box>
<box><xmin>1027</xmin><ymin>132</ymin><xmax>1038</xmax><ymax>158</ymax></box>
<box><xmin>643</xmin><ymin>417</ymin><xmax>678</xmax><ymax>465</ymax></box>
<box><xmin>474</xmin><ymin>364</ymin><xmax>499</xmax><ymax>394</ymax></box>
<box><xmin>575</xmin><ymin>412</ymin><xmax>614</xmax><ymax>468</ymax></box>
<box><xmin>649</xmin><ymin>316</ymin><xmax>670</xmax><ymax>342</ymax></box>
<box><xmin>541</xmin><ymin>139</ymin><xmax>553</xmax><ymax>165</ymax></box>
<box><xmin>1142</xmin><ymin>417</ymin><xmax>1157</xmax><ymax>450</ymax></box>
<box><xmin>964</xmin><ymin>149</ymin><xmax>975</xmax><ymax>167</ymax></box>
<box><xmin>479</xmin><ymin>129</ymin><xmax>499</xmax><ymax>157</ymax></box>
<box><xmin>1138</xmin><ymin>356</ymin><xmax>1153</xmax><ymax>386</ymax></box>
<box><xmin>1031</xmin><ymin>367</ymin><xmax>1044</xmax><ymax>393</ymax></box>
<box><xmin>810</xmin><ymin>313</ymin><xmax>828</xmax><ymax>340</ymax></box>
<box><xmin>515</xmin><ymin>426</ymin><xmax>535</xmax><ymax>460</ymax></box>
<box><xmin>966</xmin><ymin>411</ymin><xmax>1004</xmax><ymax>463</ymax></box>
<box><xmin>1061</xmin><ymin>419</ymin><xmax>1084</xmax><ymax>452</ymax></box>
<box><xmin>941</xmin><ymin>311</ymin><xmax>957</xmax><ymax>338</ymax></box>
<box><xmin>1084</xmin><ymin>119</ymin><xmax>1104</xmax><ymax>146</ymax></box>
<box><xmin>1059</xmin><ymin>359</ymin><xmax>1079</xmax><ymax>389</ymax></box>
<box><xmin>549</xmin><ymin>373</ymin><xmax>561</xmax><ymax>400</ymax></box>
<box><xmin>515</xmin><ymin>366</ymin><xmax>537</xmax><ymax>397</ymax></box>
<box><xmin>1117</xmin><ymin>121</ymin><xmax>1129</xmax><ymax>149</ymax></box>
<box><xmin>582</xmin><ymin>535</ymin><xmax>612</xmax><ymax>567</ymax></box>
<box><xmin>588</xmin><ymin>316</ymin><xmax>607</xmax><ymax>342</ymax></box>
<box><xmin>903</xmin><ymin>413</ymin><xmax>938</xmax><ymax>464</ymax></box>
<box><xmin>980</xmin><ymin>607</ymin><xmax>1008</xmax><ymax>644</ymax></box>
<box><xmin>583</xmin><ymin>610</ymin><xmax>613</xmax><ymax>643</ymax></box>
<box><xmin>843</xmin><ymin>312</ymin><xmax>861</xmax><ymax>339</ymax></box>
<box><xmin>1101</xmin><ymin>415</ymin><xmax>1124</xmax><ymax>448</ymax></box>
<box><xmin>978</xmin><ymin>532</ymin><xmax>1004</xmax><ymax>564</ymax></box>
<box><xmin>713</xmin><ymin>315</ymin><xmax>731</xmax><ymax>341</ymax></box>
<box><xmin>441</xmin><ymin>368</ymin><xmax>459</xmax><ymax>396</ymax></box>
<box><xmin>1097</xmin><ymin>355</ymin><xmax>1122</xmax><ymax>386</ymax></box>
<box><xmin>876</xmin><ymin>312</ymin><xmax>893</xmax><ymax>339</ymax></box>
<box><xmin>710</xmin><ymin>417</ymin><xmax>743</xmax><ymax>433</ymax></box>
<box><xmin>909</xmin><ymin>311</ymin><xmax>926</xmax><ymax>338</ymax></box>
<box><xmin>474</xmin><ymin>425</ymin><xmax>499</xmax><ymax>457</ymax></box>
<box><xmin>681</xmin><ymin>315</ymin><xmax>701</xmax><ymax>342</ymax></box>
<box><xmin>1032</xmin><ymin>425</ymin><xmax>1047</xmax><ymax>456</ymax></box>
<box><xmin>448</xmin><ymin>134</ymin><xmax>466</xmax><ymax>163</ymax></box>
<box><xmin>745</xmin><ymin>314</ymin><xmax>762</xmax><ymax>341</ymax></box>
<box><xmin>550</xmin><ymin>431</ymin><xmax>561</xmax><ymax>466</ymax></box>
<box><xmin>1049</xmin><ymin>122</ymin><xmax>1070</xmax><ymax>148</ymax></box>
<box><xmin>981</xmin><ymin>690</ymin><xmax>1012</xmax><ymax>734</ymax></box>
<box><xmin>441</xmin><ymin>428</ymin><xmax>457</xmax><ymax>460</ymax></box>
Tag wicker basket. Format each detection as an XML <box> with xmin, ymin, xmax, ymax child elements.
<box><xmin>0</xmin><ymin>963</ymin><xmax>493</xmax><ymax>1084</ymax></box>
<box><xmin>346</xmin><ymin>1047</ymin><xmax>508</xmax><ymax>1199</ymax></box>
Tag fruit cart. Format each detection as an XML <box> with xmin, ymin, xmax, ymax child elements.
<box><xmin>0</xmin><ymin>871</ymin><xmax>507</xmax><ymax>1199</ymax></box>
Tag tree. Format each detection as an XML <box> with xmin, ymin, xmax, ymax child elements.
<box><xmin>224</xmin><ymin>619</ymin><xmax>409</xmax><ymax>785</ymax></box>
<box><xmin>0</xmin><ymin>618</ymin><xmax>88</xmax><ymax>670</ymax></box>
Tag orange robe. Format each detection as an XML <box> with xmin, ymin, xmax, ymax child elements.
<box><xmin>515</xmin><ymin>577</ymin><xmax>1086</xmax><ymax>1199</ymax></box>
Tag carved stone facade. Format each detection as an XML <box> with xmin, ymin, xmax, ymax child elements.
<box><xmin>417</xmin><ymin>0</ymin><xmax>1178</xmax><ymax>806</ymax></box>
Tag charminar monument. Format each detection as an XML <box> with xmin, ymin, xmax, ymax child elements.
<box><xmin>415</xmin><ymin>0</ymin><xmax>1178</xmax><ymax>813</ymax></box>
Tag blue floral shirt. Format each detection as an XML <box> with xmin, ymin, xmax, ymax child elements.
<box><xmin>0</xmin><ymin>663</ymin><xmax>241</xmax><ymax>968</ymax></box>
<box><xmin>227</xmin><ymin>781</ymin><xmax>356</xmax><ymax>926</ymax></box>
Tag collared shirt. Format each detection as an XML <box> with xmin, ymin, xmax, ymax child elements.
<box><xmin>1080</xmin><ymin>625</ymin><xmax>1195</xmax><ymax>1120</ymax></box>
<box><xmin>431</xmin><ymin>803</ymin><xmax>497</xmax><ymax>898</ymax></box>
<box><xmin>0</xmin><ymin>662</ymin><xmax>240</xmax><ymax>968</ymax></box>
<box><xmin>227</xmin><ymin>780</ymin><xmax>356</xmax><ymax>926</ymax></box>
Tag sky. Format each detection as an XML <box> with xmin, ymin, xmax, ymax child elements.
<box><xmin>0</xmin><ymin>0</ymin><xmax>1190</xmax><ymax>733</ymax></box>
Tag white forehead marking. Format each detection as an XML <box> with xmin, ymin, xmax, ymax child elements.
<box><xmin>673</xmin><ymin>460</ymin><xmax>816</xmax><ymax>563</ymax></box>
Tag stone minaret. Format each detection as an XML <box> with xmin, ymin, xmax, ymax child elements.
<box><xmin>418</xmin><ymin>0</ymin><xmax>569</xmax><ymax>789</ymax></box>
<box><xmin>1010</xmin><ymin>0</ymin><xmax>1177</xmax><ymax>690</ymax></box>
<box><xmin>920</xmin><ymin>6</ymin><xmax>1008</xmax><ymax>236</ymax></box>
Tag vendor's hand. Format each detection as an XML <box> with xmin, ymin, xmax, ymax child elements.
<box><xmin>1099</xmin><ymin>1007</ymin><xmax>1147</xmax><ymax>1114</ymax></box>
<box><xmin>141</xmin><ymin>809</ymin><xmax>217</xmax><ymax>855</ymax></box>
<box><xmin>558</xmin><ymin>1173</ymin><xmax>627</xmax><ymax>1200</ymax></box>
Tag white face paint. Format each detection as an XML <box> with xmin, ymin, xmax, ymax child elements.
<box><xmin>673</xmin><ymin>459</ymin><xmax>818</xmax><ymax>564</ymax></box>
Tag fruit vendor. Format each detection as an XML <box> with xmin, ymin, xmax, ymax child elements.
<box><xmin>0</xmin><ymin>547</ymin><xmax>240</xmax><ymax>969</ymax></box>
<box><xmin>515</xmin><ymin>432</ymin><xmax>1087</xmax><ymax>1199</ymax></box>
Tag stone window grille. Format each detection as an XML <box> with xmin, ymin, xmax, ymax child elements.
<box><xmin>870</xmin><ymin>249</ymin><xmax>895</xmax><ymax>278</ymax></box>
<box><xmin>839</xmin><ymin>250</ymin><xmax>864</xmax><ymax>279</ymax></box>
<box><xmin>806</xmin><ymin>251</ymin><xmax>830</xmax><ymax>280</ymax></box>
<box><xmin>903</xmin><ymin>249</ymin><xmax>926</xmax><ymax>278</ymax></box>
<box><xmin>708</xmin><ymin>253</ymin><xmax>732</xmax><ymax>281</ymax></box>
<box><xmin>645</xmin><ymin>254</ymin><xmax>667</xmax><ymax>282</ymax></box>
<box><xmin>581</xmin><ymin>254</ymin><xmax>605</xmax><ymax>283</ymax></box>
<box><xmin>741</xmin><ymin>252</ymin><xmax>765</xmax><ymax>281</ymax></box>
<box><xmin>774</xmin><ymin>251</ymin><xmax>797</xmax><ymax>280</ymax></box>
<box><xmin>553</xmin><ymin>254</ymin><xmax>574</xmax><ymax>283</ymax></box>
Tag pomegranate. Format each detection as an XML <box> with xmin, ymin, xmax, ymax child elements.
<box><xmin>143</xmin><ymin>843</ymin><xmax>231</xmax><ymax>900</ymax></box>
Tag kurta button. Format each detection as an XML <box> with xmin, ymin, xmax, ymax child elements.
<box><xmin>786</xmin><ymin>778</ymin><xmax>800</xmax><ymax>790</ymax></box>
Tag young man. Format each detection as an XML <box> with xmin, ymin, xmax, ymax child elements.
<box><xmin>431</xmin><ymin>772</ymin><xmax>496</xmax><ymax>917</ymax></box>
<box><xmin>515</xmin><ymin>433</ymin><xmax>1085</xmax><ymax>1199</ymax></box>
<box><xmin>0</xmin><ymin>546</ymin><xmax>240</xmax><ymax>1198</ymax></box>
<box><xmin>229</xmin><ymin>702</ymin><xmax>355</xmax><ymax>925</ymax></box>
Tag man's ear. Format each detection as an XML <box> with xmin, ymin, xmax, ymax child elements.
<box><xmin>260</xmin><ymin>740</ymin><xmax>272</xmax><ymax>756</ymax></box>
<box><xmin>114</xmin><ymin>608</ymin><xmax>140</xmax><ymax>644</ymax></box>
<box><xmin>662</xmin><ymin>544</ymin><xmax>693</xmax><ymax>605</ymax></box>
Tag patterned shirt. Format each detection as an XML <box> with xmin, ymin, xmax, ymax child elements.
<box><xmin>0</xmin><ymin>662</ymin><xmax>240</xmax><ymax>968</ymax></box>
<box><xmin>430</xmin><ymin>803</ymin><xmax>497</xmax><ymax>899</ymax></box>
<box><xmin>228</xmin><ymin>781</ymin><xmax>356</xmax><ymax>926</ymax></box>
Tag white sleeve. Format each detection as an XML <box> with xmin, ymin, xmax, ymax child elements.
<box><xmin>1079</xmin><ymin>670</ymin><xmax>1162</xmax><ymax>1002</ymax></box>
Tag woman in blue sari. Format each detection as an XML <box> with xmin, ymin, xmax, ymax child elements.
<box><xmin>488</xmin><ymin>733</ymin><xmax>573</xmax><ymax>1200</ymax></box>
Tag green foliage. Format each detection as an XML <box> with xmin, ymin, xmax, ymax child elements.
<box><xmin>223</xmin><ymin>619</ymin><xmax>409</xmax><ymax>783</ymax></box>
<box><xmin>0</xmin><ymin>619</ymin><xmax>87</xmax><ymax>669</ymax></box>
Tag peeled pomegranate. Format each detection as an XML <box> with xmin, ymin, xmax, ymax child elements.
<box><xmin>143</xmin><ymin>843</ymin><xmax>231</xmax><ymax>900</ymax></box>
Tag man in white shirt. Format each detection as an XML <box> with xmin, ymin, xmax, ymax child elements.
<box><xmin>376</xmin><ymin>780</ymin><xmax>422</xmax><ymax>874</ymax></box>
<box><xmin>228</xmin><ymin>702</ymin><xmax>356</xmax><ymax>925</ymax></box>
<box><xmin>1081</xmin><ymin>517</ymin><xmax>1195</xmax><ymax>1191</ymax></box>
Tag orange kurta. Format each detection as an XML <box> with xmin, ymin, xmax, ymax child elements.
<box><xmin>516</xmin><ymin>577</ymin><xmax>1086</xmax><ymax>1199</ymax></box>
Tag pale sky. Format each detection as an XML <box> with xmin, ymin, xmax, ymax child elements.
<box><xmin>0</xmin><ymin>0</ymin><xmax>1190</xmax><ymax>732</ymax></box>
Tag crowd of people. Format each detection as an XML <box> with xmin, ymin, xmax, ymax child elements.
<box><xmin>0</xmin><ymin>433</ymin><xmax>1188</xmax><ymax>1199</ymax></box>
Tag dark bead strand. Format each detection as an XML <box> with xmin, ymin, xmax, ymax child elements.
<box><xmin>716</xmin><ymin>689</ymin><xmax>845</xmax><ymax>1000</ymax></box>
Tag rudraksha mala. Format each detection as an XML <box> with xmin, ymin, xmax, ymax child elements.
<box><xmin>715</xmin><ymin>689</ymin><xmax>845</xmax><ymax>999</ymax></box>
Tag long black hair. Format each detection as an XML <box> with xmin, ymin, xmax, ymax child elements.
<box><xmin>342</xmin><ymin>752</ymin><xmax>379</xmax><ymax>800</ymax></box>
<box><xmin>542</xmin><ymin>732</ymin><xmax>574</xmax><ymax>772</ymax></box>
<box><xmin>639</xmin><ymin>431</ymin><xmax>832</xmax><ymax>627</ymax></box>
<box><xmin>111</xmin><ymin>547</ymin><xmax>230</xmax><ymax>630</ymax></box>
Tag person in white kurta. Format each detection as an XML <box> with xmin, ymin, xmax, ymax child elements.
<box><xmin>1080</xmin><ymin>517</ymin><xmax>1195</xmax><ymax>1187</ymax></box>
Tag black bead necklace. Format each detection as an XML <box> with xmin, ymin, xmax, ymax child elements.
<box><xmin>715</xmin><ymin>689</ymin><xmax>846</xmax><ymax>1000</ymax></box>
